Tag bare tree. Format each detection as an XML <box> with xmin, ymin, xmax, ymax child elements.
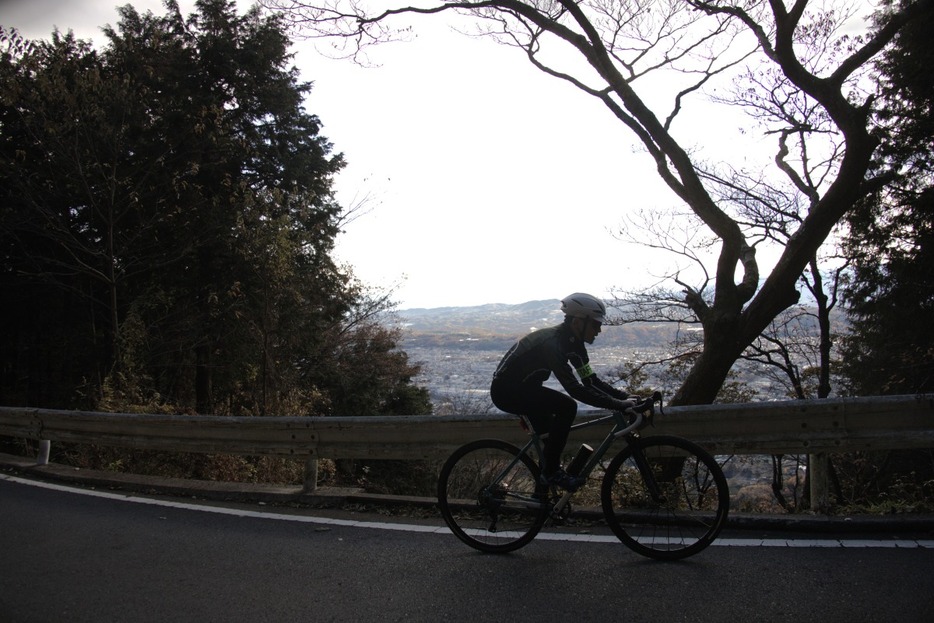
<box><xmin>262</xmin><ymin>0</ymin><xmax>928</xmax><ymax>405</ymax></box>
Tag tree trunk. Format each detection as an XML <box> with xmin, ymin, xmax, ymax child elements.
<box><xmin>674</xmin><ymin>343</ymin><xmax>741</xmax><ymax>406</ymax></box>
<box><xmin>675</xmin><ymin>274</ymin><xmax>802</xmax><ymax>406</ymax></box>
<box><xmin>195</xmin><ymin>343</ymin><xmax>213</xmax><ymax>415</ymax></box>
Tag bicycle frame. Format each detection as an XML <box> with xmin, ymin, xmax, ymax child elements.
<box><xmin>510</xmin><ymin>409</ymin><xmax>657</xmax><ymax>514</ymax></box>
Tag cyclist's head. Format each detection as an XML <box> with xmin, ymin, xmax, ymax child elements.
<box><xmin>561</xmin><ymin>292</ymin><xmax>606</xmax><ymax>324</ymax></box>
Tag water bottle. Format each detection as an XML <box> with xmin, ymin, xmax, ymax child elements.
<box><xmin>566</xmin><ymin>443</ymin><xmax>593</xmax><ymax>476</ymax></box>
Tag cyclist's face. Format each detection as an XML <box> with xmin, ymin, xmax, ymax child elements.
<box><xmin>583</xmin><ymin>319</ymin><xmax>602</xmax><ymax>344</ymax></box>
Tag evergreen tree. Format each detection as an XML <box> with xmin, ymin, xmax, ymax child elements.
<box><xmin>0</xmin><ymin>1</ymin><xmax>430</xmax><ymax>416</ymax></box>
<box><xmin>840</xmin><ymin>0</ymin><xmax>934</xmax><ymax>395</ymax></box>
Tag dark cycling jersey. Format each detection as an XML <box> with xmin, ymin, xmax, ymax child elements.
<box><xmin>492</xmin><ymin>323</ymin><xmax>628</xmax><ymax>410</ymax></box>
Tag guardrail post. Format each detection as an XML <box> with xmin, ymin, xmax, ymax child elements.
<box><xmin>809</xmin><ymin>452</ymin><xmax>831</xmax><ymax>513</ymax></box>
<box><xmin>37</xmin><ymin>440</ymin><xmax>50</xmax><ymax>466</ymax></box>
<box><xmin>302</xmin><ymin>450</ymin><xmax>318</xmax><ymax>494</ymax></box>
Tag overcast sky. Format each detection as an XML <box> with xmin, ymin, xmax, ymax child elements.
<box><xmin>4</xmin><ymin>0</ymin><xmax>866</xmax><ymax>309</ymax></box>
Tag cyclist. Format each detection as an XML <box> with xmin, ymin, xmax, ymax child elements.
<box><xmin>490</xmin><ymin>293</ymin><xmax>634</xmax><ymax>491</ymax></box>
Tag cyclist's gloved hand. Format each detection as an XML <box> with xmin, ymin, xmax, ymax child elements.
<box><xmin>615</xmin><ymin>399</ymin><xmax>635</xmax><ymax>413</ymax></box>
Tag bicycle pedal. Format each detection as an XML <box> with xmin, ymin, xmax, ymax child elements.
<box><xmin>550</xmin><ymin>502</ymin><xmax>573</xmax><ymax>523</ymax></box>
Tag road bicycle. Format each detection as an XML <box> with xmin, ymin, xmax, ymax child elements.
<box><xmin>437</xmin><ymin>392</ymin><xmax>729</xmax><ymax>560</ymax></box>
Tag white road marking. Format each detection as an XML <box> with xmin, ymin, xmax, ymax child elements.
<box><xmin>4</xmin><ymin>474</ymin><xmax>932</xmax><ymax>549</ymax></box>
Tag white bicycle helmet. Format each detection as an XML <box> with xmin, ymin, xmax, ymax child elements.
<box><xmin>560</xmin><ymin>293</ymin><xmax>606</xmax><ymax>323</ymax></box>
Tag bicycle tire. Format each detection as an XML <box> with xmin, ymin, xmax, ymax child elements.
<box><xmin>601</xmin><ymin>435</ymin><xmax>729</xmax><ymax>560</ymax></box>
<box><xmin>438</xmin><ymin>439</ymin><xmax>549</xmax><ymax>553</ymax></box>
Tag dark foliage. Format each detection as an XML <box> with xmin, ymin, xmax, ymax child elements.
<box><xmin>0</xmin><ymin>0</ymin><xmax>431</xmax><ymax>418</ymax></box>
<box><xmin>840</xmin><ymin>0</ymin><xmax>934</xmax><ymax>395</ymax></box>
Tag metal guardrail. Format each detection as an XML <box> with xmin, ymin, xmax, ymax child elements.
<box><xmin>2</xmin><ymin>394</ymin><xmax>933</xmax><ymax>494</ymax></box>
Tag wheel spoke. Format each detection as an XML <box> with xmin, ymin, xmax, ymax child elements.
<box><xmin>438</xmin><ymin>439</ymin><xmax>548</xmax><ymax>553</ymax></box>
<box><xmin>601</xmin><ymin>436</ymin><xmax>729</xmax><ymax>560</ymax></box>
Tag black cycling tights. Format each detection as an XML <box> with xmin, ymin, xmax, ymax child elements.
<box><xmin>490</xmin><ymin>381</ymin><xmax>578</xmax><ymax>475</ymax></box>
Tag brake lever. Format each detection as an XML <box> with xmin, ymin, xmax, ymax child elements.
<box><xmin>635</xmin><ymin>396</ymin><xmax>656</xmax><ymax>428</ymax></box>
<box><xmin>626</xmin><ymin>391</ymin><xmax>664</xmax><ymax>429</ymax></box>
<box><xmin>644</xmin><ymin>391</ymin><xmax>663</xmax><ymax>427</ymax></box>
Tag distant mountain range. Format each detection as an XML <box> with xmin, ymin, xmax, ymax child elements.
<box><xmin>395</xmin><ymin>300</ymin><xmax>834</xmax><ymax>404</ymax></box>
<box><xmin>395</xmin><ymin>300</ymin><xmax>680</xmax><ymax>350</ymax></box>
<box><xmin>398</xmin><ymin>299</ymin><xmax>562</xmax><ymax>333</ymax></box>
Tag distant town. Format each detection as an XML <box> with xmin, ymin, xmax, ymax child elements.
<box><xmin>394</xmin><ymin>298</ymin><xmax>809</xmax><ymax>413</ymax></box>
<box><xmin>395</xmin><ymin>300</ymin><xmax>684</xmax><ymax>414</ymax></box>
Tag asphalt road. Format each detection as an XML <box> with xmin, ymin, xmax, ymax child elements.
<box><xmin>2</xmin><ymin>475</ymin><xmax>933</xmax><ymax>623</ymax></box>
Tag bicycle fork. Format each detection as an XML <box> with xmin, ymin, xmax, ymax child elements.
<box><xmin>628</xmin><ymin>436</ymin><xmax>666</xmax><ymax>503</ymax></box>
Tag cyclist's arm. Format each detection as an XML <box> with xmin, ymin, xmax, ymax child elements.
<box><xmin>588</xmin><ymin>374</ymin><xmax>629</xmax><ymax>401</ymax></box>
<box><xmin>552</xmin><ymin>360</ymin><xmax>631</xmax><ymax>411</ymax></box>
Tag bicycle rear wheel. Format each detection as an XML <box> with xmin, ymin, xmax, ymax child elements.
<box><xmin>601</xmin><ymin>435</ymin><xmax>729</xmax><ymax>560</ymax></box>
<box><xmin>438</xmin><ymin>439</ymin><xmax>549</xmax><ymax>553</ymax></box>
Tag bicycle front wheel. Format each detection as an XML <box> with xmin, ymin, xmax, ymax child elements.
<box><xmin>438</xmin><ymin>439</ymin><xmax>549</xmax><ymax>553</ymax></box>
<box><xmin>601</xmin><ymin>435</ymin><xmax>729</xmax><ymax>560</ymax></box>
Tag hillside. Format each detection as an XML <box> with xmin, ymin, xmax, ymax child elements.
<box><xmin>393</xmin><ymin>300</ymin><xmax>682</xmax><ymax>409</ymax></box>
<box><xmin>396</xmin><ymin>300</ymin><xmax>681</xmax><ymax>350</ymax></box>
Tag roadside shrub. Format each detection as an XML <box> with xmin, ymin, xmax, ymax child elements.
<box><xmin>831</xmin><ymin>449</ymin><xmax>934</xmax><ymax>513</ymax></box>
<box><xmin>52</xmin><ymin>443</ymin><xmax>305</xmax><ymax>485</ymax></box>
